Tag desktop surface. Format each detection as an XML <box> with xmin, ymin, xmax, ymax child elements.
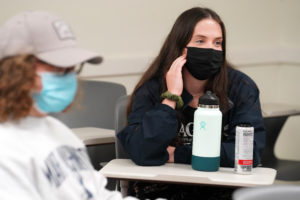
<box><xmin>72</xmin><ymin>127</ymin><xmax>115</xmax><ymax>146</ymax></box>
<box><xmin>100</xmin><ymin>159</ymin><xmax>277</xmax><ymax>187</ymax></box>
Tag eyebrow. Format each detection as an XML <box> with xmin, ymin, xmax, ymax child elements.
<box><xmin>194</xmin><ymin>35</ymin><xmax>223</xmax><ymax>39</ymax></box>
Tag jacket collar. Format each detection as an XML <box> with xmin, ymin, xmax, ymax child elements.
<box><xmin>181</xmin><ymin>88</ymin><xmax>193</xmax><ymax>110</ymax></box>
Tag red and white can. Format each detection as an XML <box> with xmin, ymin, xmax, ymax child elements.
<box><xmin>234</xmin><ymin>124</ymin><xmax>254</xmax><ymax>174</ymax></box>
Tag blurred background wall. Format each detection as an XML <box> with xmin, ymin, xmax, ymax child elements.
<box><xmin>1</xmin><ymin>0</ymin><xmax>299</xmax><ymax>160</ymax></box>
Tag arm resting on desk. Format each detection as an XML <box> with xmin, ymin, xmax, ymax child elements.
<box><xmin>117</xmin><ymin>82</ymin><xmax>179</xmax><ymax>166</ymax></box>
<box><xmin>118</xmin><ymin>75</ymin><xmax>266</xmax><ymax>168</ymax></box>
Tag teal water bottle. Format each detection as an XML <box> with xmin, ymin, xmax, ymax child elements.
<box><xmin>192</xmin><ymin>91</ymin><xmax>222</xmax><ymax>171</ymax></box>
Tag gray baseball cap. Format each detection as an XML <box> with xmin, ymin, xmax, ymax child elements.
<box><xmin>0</xmin><ymin>11</ymin><xmax>102</xmax><ymax>67</ymax></box>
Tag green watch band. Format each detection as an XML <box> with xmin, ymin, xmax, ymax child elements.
<box><xmin>161</xmin><ymin>91</ymin><xmax>184</xmax><ymax>109</ymax></box>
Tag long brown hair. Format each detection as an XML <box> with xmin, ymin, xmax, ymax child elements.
<box><xmin>0</xmin><ymin>55</ymin><xmax>36</xmax><ymax>122</ymax></box>
<box><xmin>127</xmin><ymin>7</ymin><xmax>230</xmax><ymax>115</ymax></box>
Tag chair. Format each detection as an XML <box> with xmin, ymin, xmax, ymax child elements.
<box><xmin>114</xmin><ymin>95</ymin><xmax>130</xmax><ymax>159</ymax></box>
<box><xmin>232</xmin><ymin>185</ymin><xmax>300</xmax><ymax>200</ymax></box>
<box><xmin>262</xmin><ymin>115</ymin><xmax>300</xmax><ymax>181</ymax></box>
<box><xmin>114</xmin><ymin>95</ymin><xmax>130</xmax><ymax>194</ymax></box>
<box><xmin>52</xmin><ymin>80</ymin><xmax>127</xmax><ymax>171</ymax></box>
<box><xmin>53</xmin><ymin>79</ymin><xmax>126</xmax><ymax>129</ymax></box>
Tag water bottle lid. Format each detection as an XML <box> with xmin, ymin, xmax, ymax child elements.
<box><xmin>198</xmin><ymin>91</ymin><xmax>219</xmax><ymax>106</ymax></box>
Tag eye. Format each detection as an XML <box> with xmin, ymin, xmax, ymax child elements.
<box><xmin>196</xmin><ymin>40</ymin><xmax>204</xmax><ymax>44</ymax></box>
<box><xmin>215</xmin><ymin>41</ymin><xmax>222</xmax><ymax>46</ymax></box>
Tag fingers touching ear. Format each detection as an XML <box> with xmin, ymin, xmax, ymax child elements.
<box><xmin>182</xmin><ymin>48</ymin><xmax>187</xmax><ymax>57</ymax></box>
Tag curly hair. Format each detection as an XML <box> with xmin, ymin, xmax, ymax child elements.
<box><xmin>0</xmin><ymin>55</ymin><xmax>36</xmax><ymax>122</ymax></box>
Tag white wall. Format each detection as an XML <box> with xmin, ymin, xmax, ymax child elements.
<box><xmin>1</xmin><ymin>0</ymin><xmax>299</xmax><ymax>160</ymax></box>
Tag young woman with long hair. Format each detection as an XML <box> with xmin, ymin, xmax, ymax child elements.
<box><xmin>118</xmin><ymin>7</ymin><xmax>265</xmax><ymax>199</ymax></box>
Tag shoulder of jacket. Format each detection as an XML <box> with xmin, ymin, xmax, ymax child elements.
<box><xmin>136</xmin><ymin>78</ymin><xmax>161</xmax><ymax>96</ymax></box>
<box><xmin>228</xmin><ymin>68</ymin><xmax>258</xmax><ymax>91</ymax></box>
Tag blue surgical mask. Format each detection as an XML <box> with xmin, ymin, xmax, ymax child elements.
<box><xmin>33</xmin><ymin>72</ymin><xmax>77</xmax><ymax>113</ymax></box>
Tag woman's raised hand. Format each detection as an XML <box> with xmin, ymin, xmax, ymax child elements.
<box><xmin>165</xmin><ymin>55</ymin><xmax>186</xmax><ymax>96</ymax></box>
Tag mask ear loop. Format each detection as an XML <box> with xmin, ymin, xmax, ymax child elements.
<box><xmin>76</xmin><ymin>63</ymin><xmax>85</xmax><ymax>74</ymax></box>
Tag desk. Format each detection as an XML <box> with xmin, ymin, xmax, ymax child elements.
<box><xmin>72</xmin><ymin>127</ymin><xmax>115</xmax><ymax>146</ymax></box>
<box><xmin>262</xmin><ymin>103</ymin><xmax>300</xmax><ymax>118</ymax></box>
<box><xmin>261</xmin><ymin>103</ymin><xmax>300</xmax><ymax>181</ymax></box>
<box><xmin>100</xmin><ymin>159</ymin><xmax>276</xmax><ymax>188</ymax></box>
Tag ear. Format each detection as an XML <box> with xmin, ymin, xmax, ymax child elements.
<box><xmin>32</xmin><ymin>72</ymin><xmax>43</xmax><ymax>93</ymax></box>
<box><xmin>182</xmin><ymin>48</ymin><xmax>187</xmax><ymax>56</ymax></box>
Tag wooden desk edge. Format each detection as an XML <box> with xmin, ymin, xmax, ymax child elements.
<box><xmin>84</xmin><ymin>138</ymin><xmax>115</xmax><ymax>146</ymax></box>
<box><xmin>72</xmin><ymin>127</ymin><xmax>116</xmax><ymax>146</ymax></box>
<box><xmin>101</xmin><ymin>173</ymin><xmax>275</xmax><ymax>188</ymax></box>
<box><xmin>100</xmin><ymin>159</ymin><xmax>277</xmax><ymax>187</ymax></box>
<box><xmin>262</xmin><ymin>103</ymin><xmax>300</xmax><ymax>118</ymax></box>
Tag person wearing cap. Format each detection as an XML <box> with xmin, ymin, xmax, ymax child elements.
<box><xmin>0</xmin><ymin>11</ymin><xmax>136</xmax><ymax>199</ymax></box>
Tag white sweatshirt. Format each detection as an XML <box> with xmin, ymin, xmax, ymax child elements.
<box><xmin>0</xmin><ymin>116</ymin><xmax>136</xmax><ymax>200</ymax></box>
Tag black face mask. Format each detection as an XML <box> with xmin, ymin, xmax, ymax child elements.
<box><xmin>185</xmin><ymin>47</ymin><xmax>223</xmax><ymax>80</ymax></box>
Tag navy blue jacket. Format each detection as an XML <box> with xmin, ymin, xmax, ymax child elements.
<box><xmin>117</xmin><ymin>68</ymin><xmax>265</xmax><ymax>167</ymax></box>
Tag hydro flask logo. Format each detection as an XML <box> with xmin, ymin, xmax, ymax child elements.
<box><xmin>200</xmin><ymin>121</ymin><xmax>206</xmax><ymax>131</ymax></box>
